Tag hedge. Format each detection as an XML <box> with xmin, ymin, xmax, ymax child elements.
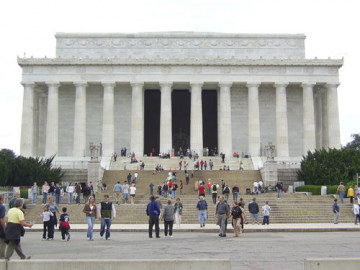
<box><xmin>295</xmin><ymin>185</ymin><xmax>338</xmax><ymax>195</ymax></box>
<box><xmin>20</xmin><ymin>188</ymin><xmax>28</xmax><ymax>199</ymax></box>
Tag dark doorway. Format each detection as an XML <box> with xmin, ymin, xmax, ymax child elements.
<box><xmin>172</xmin><ymin>90</ymin><xmax>190</xmax><ymax>154</ymax></box>
<box><xmin>202</xmin><ymin>90</ymin><xmax>218</xmax><ymax>153</ymax></box>
<box><xmin>144</xmin><ymin>90</ymin><xmax>160</xmax><ymax>156</ymax></box>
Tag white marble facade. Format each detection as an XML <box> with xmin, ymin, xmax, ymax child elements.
<box><xmin>18</xmin><ymin>32</ymin><xmax>342</xmax><ymax>160</ymax></box>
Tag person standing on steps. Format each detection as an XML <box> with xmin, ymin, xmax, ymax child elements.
<box><xmin>113</xmin><ymin>181</ymin><xmax>123</xmax><ymax>205</ymax></box>
<box><xmin>262</xmin><ymin>201</ymin><xmax>271</xmax><ymax>225</ymax></box>
<box><xmin>333</xmin><ymin>198</ymin><xmax>340</xmax><ymax>224</ymax></box>
<box><xmin>149</xmin><ymin>183</ymin><xmax>154</xmax><ymax>196</ymax></box>
<box><xmin>97</xmin><ymin>194</ymin><xmax>116</xmax><ymax>240</ymax></box>
<box><xmin>196</xmin><ymin>196</ymin><xmax>208</xmax><ymax>228</ymax></box>
<box><xmin>146</xmin><ymin>196</ymin><xmax>161</xmax><ymax>238</ymax></box>
<box><xmin>122</xmin><ymin>181</ymin><xmax>129</xmax><ymax>204</ymax></box>
<box><xmin>174</xmin><ymin>198</ymin><xmax>183</xmax><ymax>228</ymax></box>
<box><xmin>248</xmin><ymin>197</ymin><xmax>260</xmax><ymax>225</ymax></box>
<box><xmin>336</xmin><ymin>182</ymin><xmax>346</xmax><ymax>204</ymax></box>
<box><xmin>42</xmin><ymin>181</ymin><xmax>49</xmax><ymax>205</ymax></box>
<box><xmin>185</xmin><ymin>173</ymin><xmax>190</xmax><ymax>185</ymax></box>
<box><xmin>31</xmin><ymin>182</ymin><xmax>38</xmax><ymax>205</ymax></box>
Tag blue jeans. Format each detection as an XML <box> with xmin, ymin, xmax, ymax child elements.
<box><xmin>233</xmin><ymin>192</ymin><xmax>238</xmax><ymax>202</ymax></box>
<box><xmin>277</xmin><ymin>189</ymin><xmax>282</xmax><ymax>198</ymax></box>
<box><xmin>42</xmin><ymin>192</ymin><xmax>48</xmax><ymax>204</ymax></box>
<box><xmin>33</xmin><ymin>193</ymin><xmax>38</xmax><ymax>204</ymax></box>
<box><xmin>198</xmin><ymin>210</ymin><xmax>207</xmax><ymax>225</ymax></box>
<box><xmin>84</xmin><ymin>195</ymin><xmax>90</xmax><ymax>204</ymax></box>
<box><xmin>171</xmin><ymin>190</ymin><xmax>176</xmax><ymax>199</ymax></box>
<box><xmin>76</xmin><ymin>193</ymin><xmax>81</xmax><ymax>204</ymax></box>
<box><xmin>86</xmin><ymin>216</ymin><xmax>95</xmax><ymax>239</ymax></box>
<box><xmin>67</xmin><ymin>193</ymin><xmax>72</xmax><ymax>204</ymax></box>
<box><xmin>55</xmin><ymin>193</ymin><xmax>61</xmax><ymax>204</ymax></box>
<box><xmin>340</xmin><ymin>191</ymin><xmax>344</xmax><ymax>204</ymax></box>
<box><xmin>207</xmin><ymin>188</ymin><xmax>211</xmax><ymax>195</ymax></box>
<box><xmin>49</xmin><ymin>214</ymin><xmax>56</xmax><ymax>239</ymax></box>
<box><xmin>100</xmin><ymin>218</ymin><xmax>112</xmax><ymax>239</ymax></box>
<box><xmin>263</xmin><ymin>215</ymin><xmax>269</xmax><ymax>225</ymax></box>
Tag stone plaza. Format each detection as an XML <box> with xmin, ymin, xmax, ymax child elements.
<box><xmin>18</xmin><ymin>32</ymin><xmax>342</xmax><ymax>167</ymax></box>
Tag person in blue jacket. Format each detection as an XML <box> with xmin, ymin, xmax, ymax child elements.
<box><xmin>146</xmin><ymin>196</ymin><xmax>160</xmax><ymax>238</ymax></box>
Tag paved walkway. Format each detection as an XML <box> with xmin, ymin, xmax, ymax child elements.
<box><xmin>29</xmin><ymin>222</ymin><xmax>360</xmax><ymax>232</ymax></box>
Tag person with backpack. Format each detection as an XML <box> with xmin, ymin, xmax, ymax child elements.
<box><xmin>223</xmin><ymin>185</ymin><xmax>230</xmax><ymax>202</ymax></box>
<box><xmin>231</xmin><ymin>201</ymin><xmax>245</xmax><ymax>237</ymax></box>
<box><xmin>212</xmin><ymin>183</ymin><xmax>218</xmax><ymax>204</ymax></box>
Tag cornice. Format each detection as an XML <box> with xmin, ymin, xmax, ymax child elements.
<box><xmin>17</xmin><ymin>57</ymin><xmax>344</xmax><ymax>67</ymax></box>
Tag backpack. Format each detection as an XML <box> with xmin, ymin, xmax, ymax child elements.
<box><xmin>224</xmin><ymin>187</ymin><xmax>230</xmax><ymax>194</ymax></box>
<box><xmin>232</xmin><ymin>206</ymin><xmax>242</xmax><ymax>218</ymax></box>
<box><xmin>213</xmin><ymin>184</ymin><xmax>217</xmax><ymax>191</ymax></box>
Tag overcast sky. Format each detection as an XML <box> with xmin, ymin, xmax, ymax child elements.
<box><xmin>0</xmin><ymin>0</ymin><xmax>358</xmax><ymax>154</ymax></box>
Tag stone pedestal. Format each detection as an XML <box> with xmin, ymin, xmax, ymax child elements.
<box><xmin>263</xmin><ymin>161</ymin><xmax>278</xmax><ymax>188</ymax></box>
<box><xmin>87</xmin><ymin>161</ymin><xmax>101</xmax><ymax>191</ymax></box>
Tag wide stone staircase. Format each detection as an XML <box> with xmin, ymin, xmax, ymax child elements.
<box><xmin>23</xmin><ymin>170</ymin><xmax>355</xmax><ymax>225</ymax></box>
<box><xmin>110</xmin><ymin>156</ymin><xmax>253</xmax><ymax>171</ymax></box>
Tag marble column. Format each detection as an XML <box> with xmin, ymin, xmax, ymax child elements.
<box><xmin>302</xmin><ymin>84</ymin><xmax>316</xmax><ymax>154</ymax></box>
<box><xmin>247</xmin><ymin>83</ymin><xmax>261</xmax><ymax>157</ymax></box>
<box><xmin>327</xmin><ymin>83</ymin><xmax>341</xmax><ymax>149</ymax></box>
<box><xmin>130</xmin><ymin>82</ymin><xmax>144</xmax><ymax>157</ymax></box>
<box><xmin>159</xmin><ymin>82</ymin><xmax>172</xmax><ymax>154</ymax></box>
<box><xmin>45</xmin><ymin>82</ymin><xmax>60</xmax><ymax>157</ymax></box>
<box><xmin>275</xmin><ymin>83</ymin><xmax>289</xmax><ymax>159</ymax></box>
<box><xmin>73</xmin><ymin>82</ymin><xmax>87</xmax><ymax>157</ymax></box>
<box><xmin>321</xmin><ymin>89</ymin><xmax>329</xmax><ymax>148</ymax></box>
<box><xmin>102</xmin><ymin>82</ymin><xmax>115</xmax><ymax>157</ymax></box>
<box><xmin>20</xmin><ymin>82</ymin><xmax>35</xmax><ymax>157</ymax></box>
<box><xmin>38</xmin><ymin>93</ymin><xmax>47</xmax><ymax>156</ymax></box>
<box><xmin>218</xmin><ymin>82</ymin><xmax>233</xmax><ymax>156</ymax></box>
<box><xmin>314</xmin><ymin>89</ymin><xmax>323</xmax><ymax>149</ymax></box>
<box><xmin>190</xmin><ymin>82</ymin><xmax>203</xmax><ymax>156</ymax></box>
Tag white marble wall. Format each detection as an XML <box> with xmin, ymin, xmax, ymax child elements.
<box><xmin>231</xmin><ymin>86</ymin><xmax>248</xmax><ymax>153</ymax></box>
<box><xmin>86</xmin><ymin>85</ymin><xmax>103</xmax><ymax>156</ymax></box>
<box><xmin>58</xmin><ymin>85</ymin><xmax>75</xmax><ymax>156</ymax></box>
<box><xmin>114</xmin><ymin>84</ymin><xmax>132</xmax><ymax>154</ymax></box>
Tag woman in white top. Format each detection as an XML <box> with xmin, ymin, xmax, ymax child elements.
<box><xmin>130</xmin><ymin>184</ymin><xmax>136</xmax><ymax>204</ymax></box>
<box><xmin>66</xmin><ymin>183</ymin><xmax>75</xmax><ymax>205</ymax></box>
<box><xmin>42</xmin><ymin>181</ymin><xmax>49</xmax><ymax>204</ymax></box>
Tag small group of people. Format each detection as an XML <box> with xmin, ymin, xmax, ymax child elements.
<box><xmin>113</xmin><ymin>180</ymin><xmax>136</xmax><ymax>204</ymax></box>
<box><xmin>146</xmin><ymin>196</ymin><xmax>183</xmax><ymax>238</ymax></box>
<box><xmin>156</xmin><ymin>180</ymin><xmax>182</xmax><ymax>199</ymax></box>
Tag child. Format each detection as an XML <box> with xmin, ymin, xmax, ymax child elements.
<box><xmin>59</xmin><ymin>207</ymin><xmax>70</xmax><ymax>241</ymax></box>
<box><xmin>353</xmin><ymin>200</ymin><xmax>360</xmax><ymax>225</ymax></box>
<box><xmin>262</xmin><ymin>201</ymin><xmax>271</xmax><ymax>225</ymax></box>
<box><xmin>40</xmin><ymin>205</ymin><xmax>53</xmax><ymax>240</ymax></box>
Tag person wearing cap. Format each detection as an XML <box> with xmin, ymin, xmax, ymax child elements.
<box><xmin>146</xmin><ymin>196</ymin><xmax>160</xmax><ymax>238</ymax></box>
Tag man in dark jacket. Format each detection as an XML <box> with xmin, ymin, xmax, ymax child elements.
<box><xmin>5</xmin><ymin>199</ymin><xmax>33</xmax><ymax>260</ymax></box>
<box><xmin>146</xmin><ymin>196</ymin><xmax>160</xmax><ymax>238</ymax></box>
<box><xmin>248</xmin><ymin>197</ymin><xmax>260</xmax><ymax>225</ymax></box>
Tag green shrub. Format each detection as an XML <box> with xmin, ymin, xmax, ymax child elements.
<box><xmin>20</xmin><ymin>188</ymin><xmax>28</xmax><ymax>199</ymax></box>
<box><xmin>295</xmin><ymin>185</ymin><xmax>338</xmax><ymax>195</ymax></box>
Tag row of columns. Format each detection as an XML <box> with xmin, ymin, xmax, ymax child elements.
<box><xmin>20</xmin><ymin>81</ymin><xmax>341</xmax><ymax>158</ymax></box>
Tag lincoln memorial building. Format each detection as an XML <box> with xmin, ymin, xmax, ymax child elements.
<box><xmin>18</xmin><ymin>32</ymin><xmax>342</xmax><ymax>163</ymax></box>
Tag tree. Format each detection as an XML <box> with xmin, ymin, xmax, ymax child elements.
<box><xmin>298</xmin><ymin>148</ymin><xmax>360</xmax><ymax>186</ymax></box>
<box><xmin>0</xmin><ymin>149</ymin><xmax>63</xmax><ymax>186</ymax></box>
<box><xmin>345</xmin><ymin>133</ymin><xmax>360</xmax><ymax>151</ymax></box>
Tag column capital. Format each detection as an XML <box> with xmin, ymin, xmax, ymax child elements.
<box><xmin>130</xmin><ymin>82</ymin><xmax>144</xmax><ymax>88</ymax></box>
<box><xmin>21</xmin><ymin>81</ymin><xmax>35</xmax><ymax>87</ymax></box>
<box><xmin>159</xmin><ymin>82</ymin><xmax>173</xmax><ymax>88</ymax></box>
<box><xmin>46</xmin><ymin>82</ymin><xmax>60</xmax><ymax>88</ymax></box>
<box><xmin>326</xmin><ymin>82</ymin><xmax>340</xmax><ymax>88</ymax></box>
<box><xmin>74</xmin><ymin>81</ymin><xmax>88</xmax><ymax>88</ymax></box>
<box><xmin>218</xmin><ymin>82</ymin><xmax>233</xmax><ymax>88</ymax></box>
<box><xmin>301</xmin><ymin>83</ymin><xmax>315</xmax><ymax>88</ymax></box>
<box><xmin>102</xmin><ymin>81</ymin><xmax>116</xmax><ymax>88</ymax></box>
<box><xmin>246</xmin><ymin>83</ymin><xmax>260</xmax><ymax>88</ymax></box>
<box><xmin>189</xmin><ymin>82</ymin><xmax>203</xmax><ymax>88</ymax></box>
<box><xmin>274</xmin><ymin>83</ymin><xmax>289</xmax><ymax>88</ymax></box>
